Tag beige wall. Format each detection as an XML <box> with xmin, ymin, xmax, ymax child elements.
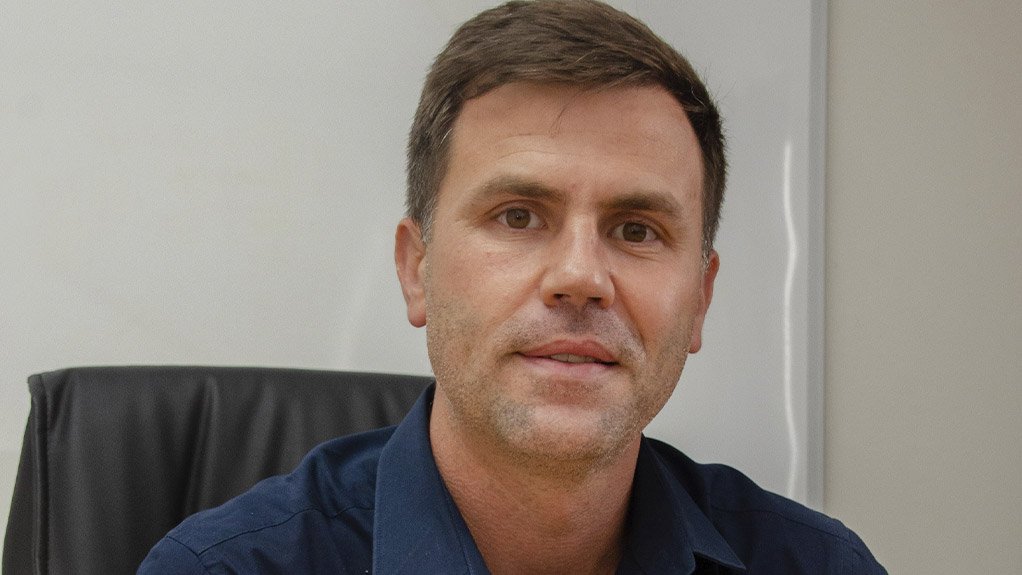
<box><xmin>825</xmin><ymin>1</ymin><xmax>1022</xmax><ymax>572</ymax></box>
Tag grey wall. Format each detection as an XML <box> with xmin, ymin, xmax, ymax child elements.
<box><xmin>825</xmin><ymin>1</ymin><xmax>1022</xmax><ymax>572</ymax></box>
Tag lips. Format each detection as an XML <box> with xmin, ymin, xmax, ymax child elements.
<box><xmin>520</xmin><ymin>340</ymin><xmax>618</xmax><ymax>365</ymax></box>
<box><xmin>547</xmin><ymin>353</ymin><xmax>607</xmax><ymax>364</ymax></box>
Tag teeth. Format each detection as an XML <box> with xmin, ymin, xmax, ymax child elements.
<box><xmin>549</xmin><ymin>353</ymin><xmax>599</xmax><ymax>364</ymax></box>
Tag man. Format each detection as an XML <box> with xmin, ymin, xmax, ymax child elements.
<box><xmin>141</xmin><ymin>1</ymin><xmax>886</xmax><ymax>573</ymax></box>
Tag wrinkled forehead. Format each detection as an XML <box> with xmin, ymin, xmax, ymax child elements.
<box><xmin>448</xmin><ymin>82</ymin><xmax>702</xmax><ymax>186</ymax></box>
<box><xmin>437</xmin><ymin>82</ymin><xmax>704</xmax><ymax>219</ymax></box>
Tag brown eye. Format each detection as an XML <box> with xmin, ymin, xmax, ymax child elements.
<box><xmin>501</xmin><ymin>208</ymin><xmax>535</xmax><ymax>229</ymax></box>
<box><xmin>617</xmin><ymin>222</ymin><xmax>656</xmax><ymax>243</ymax></box>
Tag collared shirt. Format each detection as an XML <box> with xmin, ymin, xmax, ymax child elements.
<box><xmin>139</xmin><ymin>386</ymin><xmax>886</xmax><ymax>574</ymax></box>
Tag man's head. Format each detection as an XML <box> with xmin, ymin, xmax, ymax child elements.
<box><xmin>395</xmin><ymin>0</ymin><xmax>723</xmax><ymax>469</ymax></box>
<box><xmin>406</xmin><ymin>0</ymin><xmax>726</xmax><ymax>255</ymax></box>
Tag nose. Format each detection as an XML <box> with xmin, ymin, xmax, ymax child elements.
<box><xmin>539</xmin><ymin>222</ymin><xmax>615</xmax><ymax>309</ymax></box>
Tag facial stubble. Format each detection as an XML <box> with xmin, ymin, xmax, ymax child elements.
<box><xmin>423</xmin><ymin>265</ymin><xmax>695</xmax><ymax>476</ymax></box>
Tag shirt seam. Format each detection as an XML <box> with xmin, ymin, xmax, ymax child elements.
<box><xmin>187</xmin><ymin>503</ymin><xmax>375</xmax><ymax>557</ymax></box>
<box><xmin>440</xmin><ymin>489</ymin><xmax>476</xmax><ymax>574</ymax></box>
<box><xmin>162</xmin><ymin>534</ymin><xmax>210</xmax><ymax>573</ymax></box>
<box><xmin>708</xmin><ymin>504</ymin><xmax>873</xmax><ymax>563</ymax></box>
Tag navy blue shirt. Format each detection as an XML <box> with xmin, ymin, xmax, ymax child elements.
<box><xmin>139</xmin><ymin>387</ymin><xmax>885</xmax><ymax>574</ymax></box>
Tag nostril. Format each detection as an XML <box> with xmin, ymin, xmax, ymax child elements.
<box><xmin>541</xmin><ymin>263</ymin><xmax>615</xmax><ymax>308</ymax></box>
<box><xmin>554</xmin><ymin>292</ymin><xmax>600</xmax><ymax>304</ymax></box>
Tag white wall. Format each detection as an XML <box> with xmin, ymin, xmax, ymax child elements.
<box><xmin>2</xmin><ymin>0</ymin><xmax>825</xmax><ymax>553</ymax></box>
<box><xmin>825</xmin><ymin>1</ymin><xmax>1022</xmax><ymax>572</ymax></box>
<box><xmin>8</xmin><ymin>2</ymin><xmax>1018</xmax><ymax>571</ymax></box>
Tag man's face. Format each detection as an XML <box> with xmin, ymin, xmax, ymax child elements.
<box><xmin>396</xmin><ymin>82</ymin><xmax>718</xmax><ymax>465</ymax></box>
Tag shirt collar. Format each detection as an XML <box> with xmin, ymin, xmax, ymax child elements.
<box><xmin>625</xmin><ymin>436</ymin><xmax>745</xmax><ymax>573</ymax></box>
<box><xmin>373</xmin><ymin>384</ymin><xmax>744</xmax><ymax>574</ymax></box>
<box><xmin>372</xmin><ymin>385</ymin><xmax>490</xmax><ymax>574</ymax></box>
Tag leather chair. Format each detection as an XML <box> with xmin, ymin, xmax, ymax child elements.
<box><xmin>2</xmin><ymin>366</ymin><xmax>432</xmax><ymax>575</ymax></box>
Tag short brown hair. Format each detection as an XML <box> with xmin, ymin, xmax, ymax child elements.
<box><xmin>407</xmin><ymin>0</ymin><xmax>726</xmax><ymax>253</ymax></box>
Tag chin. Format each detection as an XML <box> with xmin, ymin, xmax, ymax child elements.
<box><xmin>494</xmin><ymin>403</ymin><xmax>641</xmax><ymax>465</ymax></box>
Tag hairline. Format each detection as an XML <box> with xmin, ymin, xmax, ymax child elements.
<box><xmin>416</xmin><ymin>78</ymin><xmax>712</xmax><ymax>255</ymax></box>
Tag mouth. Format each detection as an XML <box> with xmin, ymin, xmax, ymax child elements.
<box><xmin>544</xmin><ymin>353</ymin><xmax>616</xmax><ymax>366</ymax></box>
<box><xmin>519</xmin><ymin>340</ymin><xmax>619</xmax><ymax>367</ymax></box>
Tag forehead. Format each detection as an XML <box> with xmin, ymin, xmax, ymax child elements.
<box><xmin>440</xmin><ymin>82</ymin><xmax>703</xmax><ymax>210</ymax></box>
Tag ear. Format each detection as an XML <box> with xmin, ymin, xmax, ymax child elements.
<box><xmin>686</xmin><ymin>249</ymin><xmax>719</xmax><ymax>354</ymax></box>
<box><xmin>395</xmin><ymin>217</ymin><xmax>428</xmax><ymax>327</ymax></box>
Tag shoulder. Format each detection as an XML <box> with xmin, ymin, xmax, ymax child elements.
<box><xmin>138</xmin><ymin>426</ymin><xmax>394</xmax><ymax>574</ymax></box>
<box><xmin>647</xmin><ymin>438</ymin><xmax>886</xmax><ymax>574</ymax></box>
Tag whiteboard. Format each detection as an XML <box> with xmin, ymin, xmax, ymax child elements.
<box><xmin>0</xmin><ymin>0</ymin><xmax>826</xmax><ymax>514</ymax></box>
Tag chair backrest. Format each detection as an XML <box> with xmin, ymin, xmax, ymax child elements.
<box><xmin>3</xmin><ymin>366</ymin><xmax>432</xmax><ymax>575</ymax></box>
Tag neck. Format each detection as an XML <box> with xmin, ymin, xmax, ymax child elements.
<box><xmin>429</xmin><ymin>399</ymin><xmax>639</xmax><ymax>575</ymax></box>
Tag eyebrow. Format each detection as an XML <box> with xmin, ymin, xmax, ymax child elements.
<box><xmin>601</xmin><ymin>192</ymin><xmax>684</xmax><ymax>220</ymax></box>
<box><xmin>469</xmin><ymin>175</ymin><xmax>565</xmax><ymax>206</ymax></box>
<box><xmin>468</xmin><ymin>174</ymin><xmax>687</xmax><ymax>219</ymax></box>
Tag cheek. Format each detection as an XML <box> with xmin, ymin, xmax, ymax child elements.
<box><xmin>423</xmin><ymin>239</ymin><xmax>532</xmax><ymax>350</ymax></box>
<box><xmin>622</xmin><ymin>272</ymin><xmax>702</xmax><ymax>334</ymax></box>
<box><xmin>433</xmin><ymin>238</ymin><xmax>535</xmax><ymax>309</ymax></box>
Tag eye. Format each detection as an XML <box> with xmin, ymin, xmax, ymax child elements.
<box><xmin>497</xmin><ymin>207</ymin><xmax>542</xmax><ymax>230</ymax></box>
<box><xmin>613</xmin><ymin>221</ymin><xmax>658</xmax><ymax>243</ymax></box>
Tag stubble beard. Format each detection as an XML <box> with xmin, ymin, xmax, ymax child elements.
<box><xmin>424</xmin><ymin>284</ymin><xmax>694</xmax><ymax>477</ymax></box>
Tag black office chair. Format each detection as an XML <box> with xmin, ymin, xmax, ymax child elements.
<box><xmin>2</xmin><ymin>366</ymin><xmax>432</xmax><ymax>575</ymax></box>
